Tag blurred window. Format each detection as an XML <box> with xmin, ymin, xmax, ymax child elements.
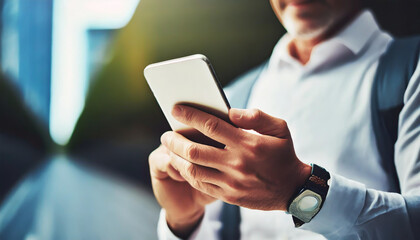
<box><xmin>1</xmin><ymin>0</ymin><xmax>140</xmax><ymax>145</ymax></box>
<box><xmin>50</xmin><ymin>0</ymin><xmax>140</xmax><ymax>145</ymax></box>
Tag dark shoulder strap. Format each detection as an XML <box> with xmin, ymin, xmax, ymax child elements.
<box><xmin>220</xmin><ymin>203</ymin><xmax>241</xmax><ymax>240</ymax></box>
<box><xmin>371</xmin><ymin>36</ymin><xmax>420</xmax><ymax>193</ymax></box>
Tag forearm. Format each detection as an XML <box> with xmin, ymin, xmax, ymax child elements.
<box><xmin>303</xmin><ymin>55</ymin><xmax>420</xmax><ymax>239</ymax></box>
<box><xmin>301</xmin><ymin>174</ymin><xmax>417</xmax><ymax>239</ymax></box>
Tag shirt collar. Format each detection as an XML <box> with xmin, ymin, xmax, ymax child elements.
<box><xmin>328</xmin><ymin>10</ymin><xmax>380</xmax><ymax>55</ymax></box>
<box><xmin>269</xmin><ymin>10</ymin><xmax>382</xmax><ymax>68</ymax></box>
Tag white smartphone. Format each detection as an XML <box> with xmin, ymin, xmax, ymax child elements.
<box><xmin>144</xmin><ymin>54</ymin><xmax>231</xmax><ymax>134</ymax></box>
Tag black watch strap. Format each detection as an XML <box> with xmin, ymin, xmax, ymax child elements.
<box><xmin>289</xmin><ymin>164</ymin><xmax>330</xmax><ymax>227</ymax></box>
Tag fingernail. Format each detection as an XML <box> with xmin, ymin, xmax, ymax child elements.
<box><xmin>172</xmin><ymin>105</ymin><xmax>183</xmax><ymax>116</ymax></box>
<box><xmin>231</xmin><ymin>108</ymin><xmax>243</xmax><ymax>119</ymax></box>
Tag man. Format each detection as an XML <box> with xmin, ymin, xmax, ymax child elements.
<box><xmin>149</xmin><ymin>0</ymin><xmax>420</xmax><ymax>239</ymax></box>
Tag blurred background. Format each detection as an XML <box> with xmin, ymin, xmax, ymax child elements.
<box><xmin>0</xmin><ymin>0</ymin><xmax>419</xmax><ymax>239</ymax></box>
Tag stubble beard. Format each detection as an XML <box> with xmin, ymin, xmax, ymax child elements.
<box><xmin>282</xmin><ymin>11</ymin><xmax>335</xmax><ymax>40</ymax></box>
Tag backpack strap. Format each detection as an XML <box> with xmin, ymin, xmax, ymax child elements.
<box><xmin>220</xmin><ymin>203</ymin><xmax>241</xmax><ymax>240</ymax></box>
<box><xmin>371</xmin><ymin>36</ymin><xmax>420</xmax><ymax>193</ymax></box>
<box><xmin>372</xmin><ymin>36</ymin><xmax>420</xmax><ymax>238</ymax></box>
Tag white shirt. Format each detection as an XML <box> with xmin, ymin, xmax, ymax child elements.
<box><xmin>158</xmin><ymin>10</ymin><xmax>420</xmax><ymax>239</ymax></box>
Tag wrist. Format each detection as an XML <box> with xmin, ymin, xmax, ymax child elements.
<box><xmin>296</xmin><ymin>163</ymin><xmax>313</xmax><ymax>189</ymax></box>
<box><xmin>166</xmin><ymin>208</ymin><xmax>205</xmax><ymax>239</ymax></box>
<box><xmin>282</xmin><ymin>162</ymin><xmax>312</xmax><ymax>210</ymax></box>
<box><xmin>287</xmin><ymin>164</ymin><xmax>331</xmax><ymax>226</ymax></box>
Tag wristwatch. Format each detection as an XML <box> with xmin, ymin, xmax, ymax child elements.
<box><xmin>287</xmin><ymin>164</ymin><xmax>330</xmax><ymax>227</ymax></box>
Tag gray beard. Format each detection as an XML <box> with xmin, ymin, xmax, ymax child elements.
<box><xmin>282</xmin><ymin>14</ymin><xmax>334</xmax><ymax>40</ymax></box>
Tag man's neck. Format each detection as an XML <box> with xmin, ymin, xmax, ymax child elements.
<box><xmin>289</xmin><ymin>37</ymin><xmax>321</xmax><ymax>65</ymax></box>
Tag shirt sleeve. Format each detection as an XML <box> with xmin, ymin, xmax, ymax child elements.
<box><xmin>301</xmin><ymin>56</ymin><xmax>420</xmax><ymax>239</ymax></box>
<box><xmin>157</xmin><ymin>201</ymin><xmax>224</xmax><ymax>240</ymax></box>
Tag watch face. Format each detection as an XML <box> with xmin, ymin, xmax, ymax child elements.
<box><xmin>288</xmin><ymin>190</ymin><xmax>322</xmax><ymax>223</ymax></box>
<box><xmin>298</xmin><ymin>195</ymin><xmax>319</xmax><ymax>212</ymax></box>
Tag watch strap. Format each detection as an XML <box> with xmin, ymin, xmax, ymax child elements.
<box><xmin>289</xmin><ymin>164</ymin><xmax>330</xmax><ymax>227</ymax></box>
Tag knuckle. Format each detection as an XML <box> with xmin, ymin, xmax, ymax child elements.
<box><xmin>227</xmin><ymin>179</ymin><xmax>242</xmax><ymax>190</ymax></box>
<box><xmin>249</xmin><ymin>108</ymin><xmax>262</xmax><ymax>121</ymax></box>
<box><xmin>279</xmin><ymin>119</ymin><xmax>288</xmax><ymax>130</ymax></box>
<box><xmin>248</xmin><ymin>138</ymin><xmax>265</xmax><ymax>155</ymax></box>
<box><xmin>190</xmin><ymin>179</ymin><xmax>201</xmax><ymax>189</ymax></box>
<box><xmin>186</xmin><ymin>144</ymin><xmax>200</xmax><ymax>161</ymax></box>
<box><xmin>223</xmin><ymin>194</ymin><xmax>239</xmax><ymax>204</ymax></box>
<box><xmin>277</xmin><ymin>118</ymin><xmax>290</xmax><ymax>137</ymax></box>
<box><xmin>204</xmin><ymin>118</ymin><xmax>219</xmax><ymax>135</ymax></box>
<box><xmin>185</xmin><ymin>162</ymin><xmax>198</xmax><ymax>179</ymax></box>
<box><xmin>232</xmin><ymin>159</ymin><xmax>253</xmax><ymax>177</ymax></box>
<box><xmin>184</xmin><ymin>110</ymin><xmax>195</xmax><ymax>122</ymax></box>
<box><xmin>232</xmin><ymin>159</ymin><xmax>247</xmax><ymax>172</ymax></box>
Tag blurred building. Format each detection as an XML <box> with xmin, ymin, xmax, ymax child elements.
<box><xmin>1</xmin><ymin>0</ymin><xmax>53</xmax><ymax>126</ymax></box>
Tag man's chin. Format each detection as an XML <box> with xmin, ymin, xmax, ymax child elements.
<box><xmin>283</xmin><ymin>17</ymin><xmax>333</xmax><ymax>41</ymax></box>
<box><xmin>289</xmin><ymin>26</ymin><xmax>328</xmax><ymax>40</ymax></box>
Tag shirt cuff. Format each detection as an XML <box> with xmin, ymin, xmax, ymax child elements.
<box><xmin>157</xmin><ymin>208</ymin><xmax>219</xmax><ymax>240</ymax></box>
<box><xmin>301</xmin><ymin>173</ymin><xmax>367</xmax><ymax>238</ymax></box>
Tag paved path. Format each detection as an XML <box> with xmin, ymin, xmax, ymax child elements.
<box><xmin>0</xmin><ymin>156</ymin><xmax>160</xmax><ymax>240</ymax></box>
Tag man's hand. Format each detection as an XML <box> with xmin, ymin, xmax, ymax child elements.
<box><xmin>161</xmin><ymin>105</ymin><xmax>311</xmax><ymax>211</ymax></box>
<box><xmin>149</xmin><ymin>145</ymin><xmax>215</xmax><ymax>238</ymax></box>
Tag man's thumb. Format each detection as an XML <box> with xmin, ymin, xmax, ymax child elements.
<box><xmin>229</xmin><ymin>108</ymin><xmax>290</xmax><ymax>138</ymax></box>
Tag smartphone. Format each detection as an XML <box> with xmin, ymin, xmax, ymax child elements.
<box><xmin>144</xmin><ymin>54</ymin><xmax>230</xmax><ymax>147</ymax></box>
<box><xmin>144</xmin><ymin>54</ymin><xmax>231</xmax><ymax>130</ymax></box>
